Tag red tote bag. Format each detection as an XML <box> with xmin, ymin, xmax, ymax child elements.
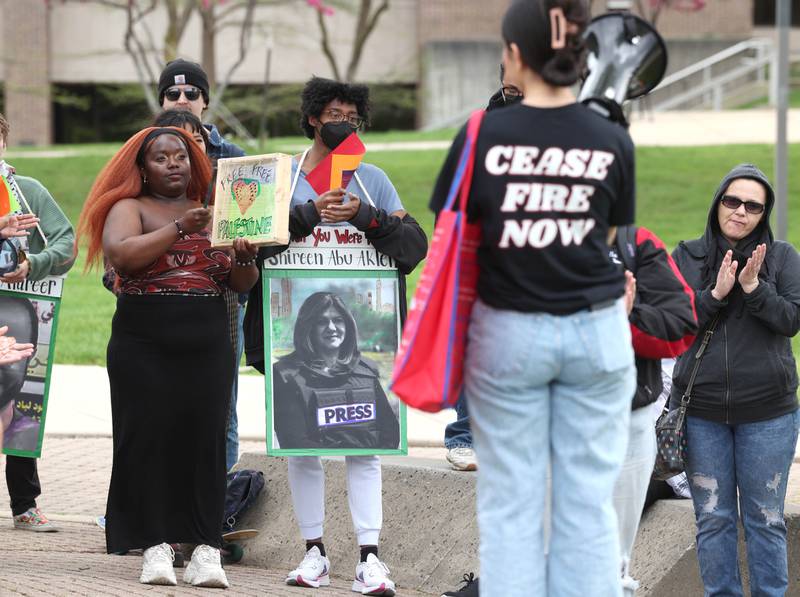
<box><xmin>391</xmin><ymin>110</ymin><xmax>485</xmax><ymax>412</ymax></box>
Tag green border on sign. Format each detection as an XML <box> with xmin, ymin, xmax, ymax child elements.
<box><xmin>262</xmin><ymin>268</ymin><xmax>408</xmax><ymax>457</ymax></box>
<box><xmin>0</xmin><ymin>289</ymin><xmax>61</xmax><ymax>459</ymax></box>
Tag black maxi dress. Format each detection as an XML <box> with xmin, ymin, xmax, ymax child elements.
<box><xmin>105</xmin><ymin>232</ymin><xmax>234</xmax><ymax>553</ymax></box>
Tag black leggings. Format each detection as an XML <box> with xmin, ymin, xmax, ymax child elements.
<box><xmin>6</xmin><ymin>455</ymin><xmax>40</xmax><ymax>516</ymax></box>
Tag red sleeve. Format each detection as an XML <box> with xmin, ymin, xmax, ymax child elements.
<box><xmin>629</xmin><ymin>227</ymin><xmax>698</xmax><ymax>359</ymax></box>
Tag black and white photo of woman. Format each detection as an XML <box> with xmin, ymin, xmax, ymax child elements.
<box><xmin>272</xmin><ymin>291</ymin><xmax>399</xmax><ymax>451</ymax></box>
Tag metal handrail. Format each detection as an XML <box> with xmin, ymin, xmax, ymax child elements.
<box><xmin>655</xmin><ymin>38</ymin><xmax>772</xmax><ymax>91</ymax></box>
<box><xmin>653</xmin><ymin>54</ymin><xmax>772</xmax><ymax>111</ymax></box>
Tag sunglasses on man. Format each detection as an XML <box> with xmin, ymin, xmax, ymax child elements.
<box><xmin>164</xmin><ymin>86</ymin><xmax>202</xmax><ymax>102</ymax></box>
<box><xmin>720</xmin><ymin>195</ymin><xmax>765</xmax><ymax>215</ymax></box>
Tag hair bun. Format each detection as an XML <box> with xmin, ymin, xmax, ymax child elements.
<box><xmin>541</xmin><ymin>47</ymin><xmax>584</xmax><ymax>87</ymax></box>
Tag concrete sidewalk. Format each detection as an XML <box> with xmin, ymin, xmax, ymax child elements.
<box><xmin>0</xmin><ymin>437</ymin><xmax>443</xmax><ymax>596</ymax></box>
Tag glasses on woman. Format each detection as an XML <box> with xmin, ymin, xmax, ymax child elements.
<box><xmin>321</xmin><ymin>109</ymin><xmax>365</xmax><ymax>130</ymax></box>
<box><xmin>720</xmin><ymin>195</ymin><xmax>765</xmax><ymax>215</ymax></box>
<box><xmin>164</xmin><ymin>86</ymin><xmax>202</xmax><ymax>102</ymax></box>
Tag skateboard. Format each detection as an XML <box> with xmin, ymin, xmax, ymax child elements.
<box><xmin>222</xmin><ymin>529</ymin><xmax>259</xmax><ymax>564</ymax></box>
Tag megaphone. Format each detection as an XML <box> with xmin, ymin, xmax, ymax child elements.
<box><xmin>578</xmin><ymin>12</ymin><xmax>668</xmax><ymax>126</ymax></box>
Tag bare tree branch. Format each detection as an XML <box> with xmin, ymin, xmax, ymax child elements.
<box><xmin>207</xmin><ymin>0</ymin><xmax>257</xmax><ymax>116</ymax></box>
<box><xmin>345</xmin><ymin>0</ymin><xmax>389</xmax><ymax>82</ymax></box>
<box><xmin>316</xmin><ymin>3</ymin><xmax>342</xmax><ymax>81</ymax></box>
<box><xmin>163</xmin><ymin>0</ymin><xmax>196</xmax><ymax>61</ymax></box>
<box><xmin>123</xmin><ymin>1</ymin><xmax>160</xmax><ymax>112</ymax></box>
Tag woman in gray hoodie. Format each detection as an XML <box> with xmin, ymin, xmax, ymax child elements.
<box><xmin>670</xmin><ymin>163</ymin><xmax>800</xmax><ymax>596</ymax></box>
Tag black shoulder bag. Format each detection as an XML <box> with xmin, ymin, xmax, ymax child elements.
<box><xmin>652</xmin><ymin>314</ymin><xmax>720</xmax><ymax>481</ymax></box>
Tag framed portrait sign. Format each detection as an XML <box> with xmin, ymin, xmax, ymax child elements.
<box><xmin>211</xmin><ymin>153</ymin><xmax>292</xmax><ymax>248</ymax></box>
<box><xmin>262</xmin><ymin>225</ymin><xmax>407</xmax><ymax>456</ymax></box>
<box><xmin>1</xmin><ymin>275</ymin><xmax>63</xmax><ymax>458</ymax></box>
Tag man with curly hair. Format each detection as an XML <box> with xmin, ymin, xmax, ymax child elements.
<box><xmin>244</xmin><ymin>77</ymin><xmax>427</xmax><ymax>596</ymax></box>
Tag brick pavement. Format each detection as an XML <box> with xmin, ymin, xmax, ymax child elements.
<box><xmin>0</xmin><ymin>438</ymin><xmax>440</xmax><ymax>596</ymax></box>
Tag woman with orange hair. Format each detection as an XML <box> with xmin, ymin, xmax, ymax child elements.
<box><xmin>79</xmin><ymin>127</ymin><xmax>258</xmax><ymax>589</ymax></box>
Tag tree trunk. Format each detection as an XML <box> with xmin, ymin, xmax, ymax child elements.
<box><xmin>345</xmin><ymin>0</ymin><xmax>389</xmax><ymax>82</ymax></box>
<box><xmin>200</xmin><ymin>4</ymin><xmax>217</xmax><ymax>90</ymax></box>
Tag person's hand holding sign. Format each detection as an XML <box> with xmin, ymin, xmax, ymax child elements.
<box><xmin>232</xmin><ymin>238</ymin><xmax>257</xmax><ymax>263</ymax></box>
<box><xmin>313</xmin><ymin>188</ymin><xmax>346</xmax><ymax>218</ymax></box>
<box><xmin>320</xmin><ymin>191</ymin><xmax>361</xmax><ymax>224</ymax></box>
<box><xmin>177</xmin><ymin>207</ymin><xmax>212</xmax><ymax>234</ymax></box>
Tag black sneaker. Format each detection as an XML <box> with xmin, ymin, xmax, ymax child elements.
<box><xmin>441</xmin><ymin>573</ymin><xmax>479</xmax><ymax>597</ymax></box>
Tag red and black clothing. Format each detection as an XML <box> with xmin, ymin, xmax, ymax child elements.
<box><xmin>612</xmin><ymin>226</ymin><xmax>698</xmax><ymax>409</ymax></box>
<box><xmin>105</xmin><ymin>234</ymin><xmax>234</xmax><ymax>553</ymax></box>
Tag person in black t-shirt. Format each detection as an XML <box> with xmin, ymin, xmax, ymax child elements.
<box><xmin>430</xmin><ymin>2</ymin><xmax>636</xmax><ymax>595</ymax></box>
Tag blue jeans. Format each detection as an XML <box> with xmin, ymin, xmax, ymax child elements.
<box><xmin>466</xmin><ymin>299</ymin><xmax>636</xmax><ymax>597</ymax></box>
<box><xmin>226</xmin><ymin>305</ymin><xmax>245</xmax><ymax>471</ymax></box>
<box><xmin>686</xmin><ymin>410</ymin><xmax>800</xmax><ymax>597</ymax></box>
<box><xmin>444</xmin><ymin>391</ymin><xmax>473</xmax><ymax>449</ymax></box>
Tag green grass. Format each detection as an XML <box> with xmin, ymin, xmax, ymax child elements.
<box><xmin>735</xmin><ymin>87</ymin><xmax>800</xmax><ymax>110</ymax></box>
<box><xmin>6</xmin><ymin>140</ymin><xmax>800</xmax><ymax>365</ymax></box>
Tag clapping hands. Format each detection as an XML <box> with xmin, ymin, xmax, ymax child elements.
<box><xmin>738</xmin><ymin>243</ymin><xmax>766</xmax><ymax>294</ymax></box>
<box><xmin>711</xmin><ymin>244</ymin><xmax>767</xmax><ymax>301</ymax></box>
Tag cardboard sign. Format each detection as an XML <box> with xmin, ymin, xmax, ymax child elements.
<box><xmin>263</xmin><ymin>224</ymin><xmax>396</xmax><ymax>271</ymax></box>
<box><xmin>305</xmin><ymin>133</ymin><xmax>366</xmax><ymax>195</ymax></box>
<box><xmin>262</xmin><ymin>225</ymin><xmax>406</xmax><ymax>456</ymax></box>
<box><xmin>211</xmin><ymin>153</ymin><xmax>292</xmax><ymax>248</ymax></box>
<box><xmin>1</xmin><ymin>275</ymin><xmax>64</xmax><ymax>458</ymax></box>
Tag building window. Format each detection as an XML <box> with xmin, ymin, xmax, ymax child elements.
<box><xmin>754</xmin><ymin>1</ymin><xmax>800</xmax><ymax>27</ymax></box>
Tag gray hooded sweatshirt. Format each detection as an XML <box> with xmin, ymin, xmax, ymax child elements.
<box><xmin>670</xmin><ymin>163</ymin><xmax>800</xmax><ymax>424</ymax></box>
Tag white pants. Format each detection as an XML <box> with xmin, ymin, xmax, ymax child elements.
<box><xmin>287</xmin><ymin>455</ymin><xmax>383</xmax><ymax>545</ymax></box>
<box><xmin>613</xmin><ymin>406</ymin><xmax>658</xmax><ymax>596</ymax></box>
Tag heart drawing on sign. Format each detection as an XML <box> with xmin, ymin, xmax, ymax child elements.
<box><xmin>231</xmin><ymin>178</ymin><xmax>260</xmax><ymax>215</ymax></box>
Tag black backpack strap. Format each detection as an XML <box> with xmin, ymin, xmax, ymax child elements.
<box><xmin>615</xmin><ymin>225</ymin><xmax>638</xmax><ymax>275</ymax></box>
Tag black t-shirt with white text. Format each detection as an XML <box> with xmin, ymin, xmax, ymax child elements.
<box><xmin>430</xmin><ymin>102</ymin><xmax>635</xmax><ymax>314</ymax></box>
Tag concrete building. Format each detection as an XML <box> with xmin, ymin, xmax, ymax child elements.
<box><xmin>0</xmin><ymin>0</ymin><xmax>794</xmax><ymax>145</ymax></box>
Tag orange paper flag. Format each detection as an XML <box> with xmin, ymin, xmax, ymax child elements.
<box><xmin>0</xmin><ymin>174</ymin><xmax>21</xmax><ymax>216</ymax></box>
<box><xmin>305</xmin><ymin>133</ymin><xmax>366</xmax><ymax>196</ymax></box>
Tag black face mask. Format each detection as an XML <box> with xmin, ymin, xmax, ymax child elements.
<box><xmin>486</xmin><ymin>89</ymin><xmax>523</xmax><ymax>112</ymax></box>
<box><xmin>319</xmin><ymin>121</ymin><xmax>357</xmax><ymax>150</ymax></box>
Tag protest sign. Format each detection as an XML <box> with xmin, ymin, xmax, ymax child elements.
<box><xmin>211</xmin><ymin>153</ymin><xmax>292</xmax><ymax>248</ymax></box>
<box><xmin>1</xmin><ymin>275</ymin><xmax>64</xmax><ymax>458</ymax></box>
<box><xmin>305</xmin><ymin>133</ymin><xmax>366</xmax><ymax>195</ymax></box>
<box><xmin>262</xmin><ymin>224</ymin><xmax>406</xmax><ymax>456</ymax></box>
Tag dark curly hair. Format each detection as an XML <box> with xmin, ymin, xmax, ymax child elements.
<box><xmin>152</xmin><ymin>109</ymin><xmax>209</xmax><ymax>150</ymax></box>
<box><xmin>300</xmin><ymin>77</ymin><xmax>370</xmax><ymax>139</ymax></box>
<box><xmin>502</xmin><ymin>0</ymin><xmax>589</xmax><ymax>87</ymax></box>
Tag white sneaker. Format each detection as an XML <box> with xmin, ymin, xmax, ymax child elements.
<box><xmin>183</xmin><ymin>544</ymin><xmax>229</xmax><ymax>588</ymax></box>
<box><xmin>286</xmin><ymin>545</ymin><xmax>331</xmax><ymax>588</ymax></box>
<box><xmin>446</xmin><ymin>447</ymin><xmax>477</xmax><ymax>471</ymax></box>
<box><xmin>352</xmin><ymin>553</ymin><xmax>396</xmax><ymax>596</ymax></box>
<box><xmin>140</xmin><ymin>543</ymin><xmax>177</xmax><ymax>586</ymax></box>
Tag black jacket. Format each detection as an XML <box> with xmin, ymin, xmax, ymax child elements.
<box><xmin>669</xmin><ymin>163</ymin><xmax>800</xmax><ymax>424</ymax></box>
<box><xmin>243</xmin><ymin>197</ymin><xmax>428</xmax><ymax>372</ymax></box>
<box><xmin>273</xmin><ymin>353</ymin><xmax>399</xmax><ymax>450</ymax></box>
<box><xmin>614</xmin><ymin>226</ymin><xmax>698</xmax><ymax>409</ymax></box>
